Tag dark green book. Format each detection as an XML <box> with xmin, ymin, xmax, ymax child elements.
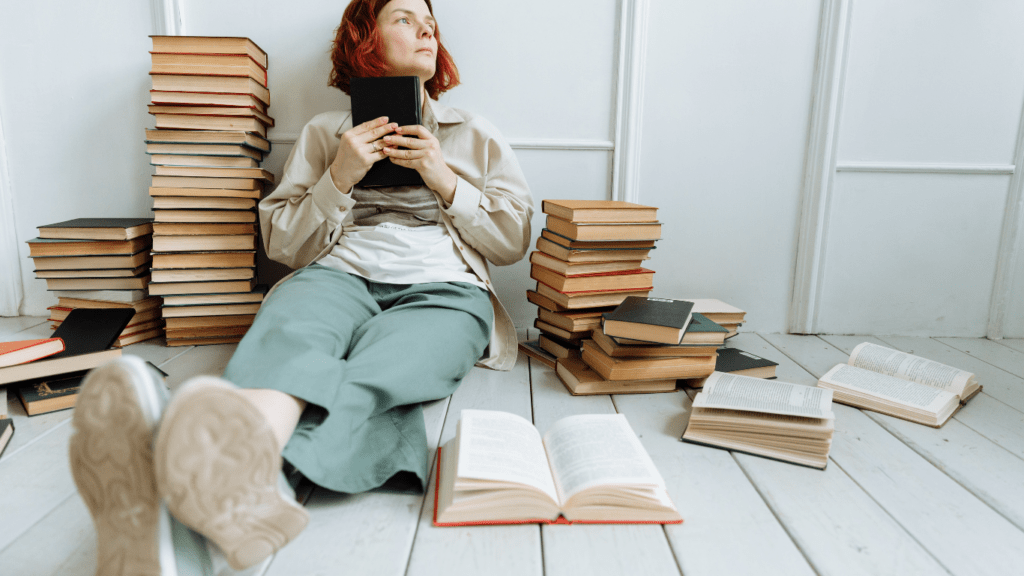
<box><xmin>715</xmin><ymin>348</ymin><xmax>778</xmax><ymax>379</ymax></box>
<box><xmin>609</xmin><ymin>313</ymin><xmax>727</xmax><ymax>346</ymax></box>
<box><xmin>17</xmin><ymin>373</ymin><xmax>86</xmax><ymax>416</ymax></box>
<box><xmin>602</xmin><ymin>297</ymin><xmax>694</xmax><ymax>344</ymax></box>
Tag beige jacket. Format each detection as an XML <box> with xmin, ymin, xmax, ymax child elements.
<box><xmin>259</xmin><ymin>98</ymin><xmax>534</xmax><ymax>371</ymax></box>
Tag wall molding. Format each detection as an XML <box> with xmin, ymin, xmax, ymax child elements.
<box><xmin>987</xmin><ymin>99</ymin><xmax>1024</xmax><ymax>339</ymax></box>
<box><xmin>611</xmin><ymin>0</ymin><xmax>649</xmax><ymax>203</ymax></box>
<box><xmin>836</xmin><ymin>161</ymin><xmax>1015</xmax><ymax>175</ymax></box>
<box><xmin>789</xmin><ymin>0</ymin><xmax>852</xmax><ymax>334</ymax></box>
<box><xmin>0</xmin><ymin>98</ymin><xmax>25</xmax><ymax>316</ymax></box>
<box><xmin>152</xmin><ymin>0</ymin><xmax>183</xmax><ymax>35</ymax></box>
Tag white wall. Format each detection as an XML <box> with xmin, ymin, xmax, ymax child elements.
<box><xmin>2</xmin><ymin>0</ymin><xmax>1023</xmax><ymax>338</ymax></box>
<box><xmin>639</xmin><ymin>0</ymin><xmax>822</xmax><ymax>332</ymax></box>
<box><xmin>817</xmin><ymin>0</ymin><xmax>1024</xmax><ymax>336</ymax></box>
<box><xmin>1</xmin><ymin>0</ymin><xmax>155</xmax><ymax>316</ymax></box>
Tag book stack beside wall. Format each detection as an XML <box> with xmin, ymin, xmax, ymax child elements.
<box><xmin>145</xmin><ymin>35</ymin><xmax>273</xmax><ymax>346</ymax></box>
<box><xmin>26</xmin><ymin>218</ymin><xmax>164</xmax><ymax>346</ymax></box>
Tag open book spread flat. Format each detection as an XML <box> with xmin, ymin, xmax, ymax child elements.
<box><xmin>817</xmin><ymin>342</ymin><xmax>981</xmax><ymax>428</ymax></box>
<box><xmin>681</xmin><ymin>373</ymin><xmax>835</xmax><ymax>469</ymax></box>
<box><xmin>434</xmin><ymin>409</ymin><xmax>682</xmax><ymax>526</ymax></box>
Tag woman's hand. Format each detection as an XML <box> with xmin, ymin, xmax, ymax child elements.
<box><xmin>330</xmin><ymin>116</ymin><xmax>398</xmax><ymax>192</ymax></box>
<box><xmin>382</xmin><ymin>125</ymin><xmax>458</xmax><ymax>204</ymax></box>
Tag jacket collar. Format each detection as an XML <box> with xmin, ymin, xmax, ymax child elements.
<box><xmin>338</xmin><ymin>96</ymin><xmax>464</xmax><ymax>136</ymax></box>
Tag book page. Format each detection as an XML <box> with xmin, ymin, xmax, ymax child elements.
<box><xmin>820</xmin><ymin>364</ymin><xmax>957</xmax><ymax>412</ymax></box>
<box><xmin>542</xmin><ymin>414</ymin><xmax>663</xmax><ymax>502</ymax></box>
<box><xmin>692</xmin><ymin>372</ymin><xmax>834</xmax><ymax>418</ymax></box>
<box><xmin>455</xmin><ymin>410</ymin><xmax>559</xmax><ymax>503</ymax></box>
<box><xmin>848</xmin><ymin>342</ymin><xmax>972</xmax><ymax>395</ymax></box>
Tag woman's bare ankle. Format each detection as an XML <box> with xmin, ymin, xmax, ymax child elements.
<box><xmin>236</xmin><ymin>388</ymin><xmax>307</xmax><ymax>451</ymax></box>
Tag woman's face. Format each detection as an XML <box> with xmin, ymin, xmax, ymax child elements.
<box><xmin>377</xmin><ymin>0</ymin><xmax>437</xmax><ymax>85</ymax></box>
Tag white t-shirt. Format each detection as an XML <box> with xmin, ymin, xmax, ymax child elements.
<box><xmin>316</xmin><ymin>222</ymin><xmax>487</xmax><ymax>289</ymax></box>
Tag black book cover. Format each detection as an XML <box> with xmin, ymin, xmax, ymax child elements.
<box><xmin>716</xmin><ymin>348</ymin><xmax>779</xmax><ymax>372</ymax></box>
<box><xmin>685</xmin><ymin>313</ymin><xmax>728</xmax><ymax>334</ymax></box>
<box><xmin>0</xmin><ymin>418</ymin><xmax>12</xmax><ymax>459</ymax></box>
<box><xmin>350</xmin><ymin>76</ymin><xmax>423</xmax><ymax>188</ymax></box>
<box><xmin>48</xmin><ymin>308</ymin><xmax>136</xmax><ymax>359</ymax></box>
<box><xmin>38</xmin><ymin>217</ymin><xmax>154</xmax><ymax>230</ymax></box>
<box><xmin>603</xmin><ymin>297</ymin><xmax>694</xmax><ymax>330</ymax></box>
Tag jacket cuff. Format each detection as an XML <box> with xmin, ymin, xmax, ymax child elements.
<box><xmin>444</xmin><ymin>175</ymin><xmax>482</xmax><ymax>221</ymax></box>
<box><xmin>311</xmin><ymin>169</ymin><xmax>356</xmax><ymax>224</ymax></box>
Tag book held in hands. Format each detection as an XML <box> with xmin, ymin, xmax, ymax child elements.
<box><xmin>816</xmin><ymin>342</ymin><xmax>982</xmax><ymax>428</ymax></box>
<box><xmin>435</xmin><ymin>409</ymin><xmax>682</xmax><ymax>526</ymax></box>
<box><xmin>681</xmin><ymin>373</ymin><xmax>836</xmax><ymax>469</ymax></box>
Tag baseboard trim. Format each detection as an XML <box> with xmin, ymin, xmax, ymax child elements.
<box><xmin>836</xmin><ymin>162</ymin><xmax>1015</xmax><ymax>175</ymax></box>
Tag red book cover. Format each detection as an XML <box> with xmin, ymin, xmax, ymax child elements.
<box><xmin>0</xmin><ymin>338</ymin><xmax>66</xmax><ymax>368</ymax></box>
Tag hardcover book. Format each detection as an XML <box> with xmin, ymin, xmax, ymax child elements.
<box><xmin>150</xmin><ymin>74</ymin><xmax>270</xmax><ymax>106</ymax></box>
<box><xmin>529</xmin><ymin>251</ymin><xmax>645</xmax><ymax>276</ymax></box>
<box><xmin>434</xmin><ymin>409</ymin><xmax>682</xmax><ymax>525</ymax></box>
<box><xmin>17</xmin><ymin>373</ymin><xmax>86</xmax><ymax>416</ymax></box>
<box><xmin>555</xmin><ymin>357</ymin><xmax>676</xmax><ymax>396</ymax></box>
<box><xmin>144</xmin><ymin>129</ymin><xmax>270</xmax><ymax>152</ymax></box>
<box><xmin>678</xmin><ymin>347</ymin><xmax>779</xmax><ymax>388</ymax></box>
<box><xmin>682</xmin><ymin>373</ymin><xmax>836</xmax><ymax>469</ymax></box>
<box><xmin>817</xmin><ymin>342</ymin><xmax>982</xmax><ymax>428</ymax></box>
<box><xmin>0</xmin><ymin>308</ymin><xmax>134</xmax><ymax>385</ymax></box>
<box><xmin>540</xmin><ymin>229</ymin><xmax>656</xmax><ymax>250</ymax></box>
<box><xmin>350</xmin><ymin>75</ymin><xmax>423</xmax><ymax>187</ymax></box>
<box><xmin>601</xmin><ymin>297</ymin><xmax>694</xmax><ymax>345</ymax></box>
<box><xmin>31</xmin><ymin>251</ymin><xmax>152</xmax><ymax>271</ymax></box>
<box><xmin>530</xmin><ymin>265</ymin><xmax>655</xmax><ymax>293</ymax></box>
<box><xmin>517</xmin><ymin>340</ymin><xmax>557</xmax><ymax>369</ymax></box>
<box><xmin>541</xmin><ymin>200</ymin><xmax>658</xmax><ymax>223</ymax></box>
<box><xmin>545</xmin><ymin>216</ymin><xmax>662</xmax><ymax>242</ymax></box>
<box><xmin>590</xmin><ymin>329</ymin><xmax>719</xmax><ymax>358</ymax></box>
<box><xmin>150</xmin><ymin>154</ymin><xmax>260</xmax><ymax>168</ymax></box>
<box><xmin>37</xmin><ymin>218</ymin><xmax>154</xmax><ymax>241</ymax></box>
<box><xmin>535</xmin><ymin>281</ymin><xmax>650</xmax><ymax>310</ymax></box>
<box><xmin>150</xmin><ymin>35</ymin><xmax>268</xmax><ymax>68</ymax></box>
<box><xmin>609</xmin><ymin>313</ymin><xmax>728</xmax><ymax>347</ymax></box>
<box><xmin>0</xmin><ymin>338</ymin><xmax>65</xmax><ymax>368</ymax></box>
<box><xmin>581</xmin><ymin>340</ymin><xmax>716</xmax><ymax>381</ymax></box>
<box><xmin>27</xmin><ymin>236</ymin><xmax>152</xmax><ymax>257</ymax></box>
<box><xmin>536</xmin><ymin>235</ymin><xmax>654</xmax><ymax>263</ymax></box>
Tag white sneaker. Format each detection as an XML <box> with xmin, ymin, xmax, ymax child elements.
<box><xmin>69</xmin><ymin>355</ymin><xmax>212</xmax><ymax>576</ymax></box>
<box><xmin>154</xmin><ymin>376</ymin><xmax>310</xmax><ymax>571</ymax></box>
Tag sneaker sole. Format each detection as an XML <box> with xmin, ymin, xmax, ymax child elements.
<box><xmin>69</xmin><ymin>356</ymin><xmax>167</xmax><ymax>576</ymax></box>
<box><xmin>154</xmin><ymin>377</ymin><xmax>309</xmax><ymax>571</ymax></box>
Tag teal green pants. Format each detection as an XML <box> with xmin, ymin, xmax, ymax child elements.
<box><xmin>222</xmin><ymin>264</ymin><xmax>493</xmax><ymax>493</ymax></box>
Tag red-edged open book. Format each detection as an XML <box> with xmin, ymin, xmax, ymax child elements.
<box><xmin>0</xmin><ymin>338</ymin><xmax>65</xmax><ymax>369</ymax></box>
<box><xmin>433</xmin><ymin>409</ymin><xmax>683</xmax><ymax>526</ymax></box>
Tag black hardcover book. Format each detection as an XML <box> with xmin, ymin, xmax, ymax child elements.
<box><xmin>0</xmin><ymin>418</ymin><xmax>13</xmax><ymax>458</ymax></box>
<box><xmin>49</xmin><ymin>308</ymin><xmax>136</xmax><ymax>359</ymax></box>
<box><xmin>350</xmin><ymin>76</ymin><xmax>423</xmax><ymax>188</ymax></box>
<box><xmin>602</xmin><ymin>297</ymin><xmax>695</xmax><ymax>344</ymax></box>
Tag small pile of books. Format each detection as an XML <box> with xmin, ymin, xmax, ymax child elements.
<box><xmin>27</xmin><ymin>218</ymin><xmax>164</xmax><ymax>346</ymax></box>
<box><xmin>522</xmin><ymin>200</ymin><xmax>660</xmax><ymax>371</ymax></box>
<box><xmin>681</xmin><ymin>372</ymin><xmax>836</xmax><ymax>469</ymax></box>
<box><xmin>145</xmin><ymin>35</ymin><xmax>273</xmax><ymax>346</ymax></box>
<box><xmin>0</xmin><ymin>309</ymin><xmax>137</xmax><ymax>417</ymax></box>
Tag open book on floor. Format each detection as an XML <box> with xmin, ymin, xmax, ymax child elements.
<box><xmin>817</xmin><ymin>342</ymin><xmax>981</xmax><ymax>428</ymax></box>
<box><xmin>434</xmin><ymin>409</ymin><xmax>683</xmax><ymax>526</ymax></box>
<box><xmin>681</xmin><ymin>372</ymin><xmax>835</xmax><ymax>469</ymax></box>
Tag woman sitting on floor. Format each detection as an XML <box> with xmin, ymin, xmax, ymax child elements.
<box><xmin>68</xmin><ymin>0</ymin><xmax>533</xmax><ymax>573</ymax></box>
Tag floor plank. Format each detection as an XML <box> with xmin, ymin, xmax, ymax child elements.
<box><xmin>406</xmin><ymin>355</ymin><xmax>543</xmax><ymax>576</ymax></box>
<box><xmin>724</xmin><ymin>334</ymin><xmax>950</xmax><ymax>575</ymax></box>
<box><xmin>261</xmin><ymin>394</ymin><xmax>453</xmax><ymax>576</ymax></box>
<box><xmin>937</xmin><ymin>337</ymin><xmax>1024</xmax><ymax>380</ymax></box>
<box><xmin>0</xmin><ymin>492</ymin><xmax>96</xmax><ymax>576</ymax></box>
<box><xmin>529</xmin><ymin>360</ymin><xmax>682</xmax><ymax>576</ymax></box>
<box><xmin>613</xmin><ymin>389</ymin><xmax>816</xmax><ymax>575</ymax></box>
<box><xmin>995</xmin><ymin>339</ymin><xmax>1024</xmax><ymax>354</ymax></box>
<box><xmin>0</xmin><ymin>316</ymin><xmax>48</xmax><ymax>339</ymax></box>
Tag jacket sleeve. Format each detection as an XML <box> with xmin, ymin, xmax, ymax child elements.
<box><xmin>258</xmin><ymin>116</ymin><xmax>357</xmax><ymax>269</ymax></box>
<box><xmin>441</xmin><ymin>119</ymin><xmax>534</xmax><ymax>267</ymax></box>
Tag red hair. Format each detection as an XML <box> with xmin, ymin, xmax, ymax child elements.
<box><xmin>329</xmin><ymin>0</ymin><xmax>460</xmax><ymax>100</ymax></box>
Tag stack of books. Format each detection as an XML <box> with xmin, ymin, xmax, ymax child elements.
<box><xmin>27</xmin><ymin>218</ymin><xmax>164</xmax><ymax>346</ymax></box>
<box><xmin>145</xmin><ymin>35</ymin><xmax>273</xmax><ymax>346</ymax></box>
<box><xmin>522</xmin><ymin>200</ymin><xmax>660</xmax><ymax>370</ymax></box>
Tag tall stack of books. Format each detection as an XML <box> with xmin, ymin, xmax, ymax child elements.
<box><xmin>27</xmin><ymin>218</ymin><xmax>164</xmax><ymax>346</ymax></box>
<box><xmin>145</xmin><ymin>35</ymin><xmax>273</xmax><ymax>346</ymax></box>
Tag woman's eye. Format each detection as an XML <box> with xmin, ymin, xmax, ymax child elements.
<box><xmin>398</xmin><ymin>17</ymin><xmax>409</xmax><ymax>24</ymax></box>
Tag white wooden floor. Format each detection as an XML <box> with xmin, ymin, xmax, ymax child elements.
<box><xmin>2</xmin><ymin>316</ymin><xmax>1024</xmax><ymax>576</ymax></box>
